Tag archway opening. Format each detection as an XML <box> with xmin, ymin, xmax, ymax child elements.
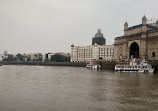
<box><xmin>130</xmin><ymin>42</ymin><xmax>139</xmax><ymax>59</ymax></box>
<box><xmin>152</xmin><ymin>52</ymin><xmax>156</xmax><ymax>57</ymax></box>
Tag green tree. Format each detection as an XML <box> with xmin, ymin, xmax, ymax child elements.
<box><xmin>51</xmin><ymin>54</ymin><xmax>70</xmax><ymax>62</ymax></box>
<box><xmin>37</xmin><ymin>53</ymin><xmax>43</xmax><ymax>61</ymax></box>
<box><xmin>2</xmin><ymin>54</ymin><xmax>17</xmax><ymax>61</ymax></box>
<box><xmin>16</xmin><ymin>53</ymin><xmax>23</xmax><ymax>61</ymax></box>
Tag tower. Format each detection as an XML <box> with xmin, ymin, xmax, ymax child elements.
<box><xmin>141</xmin><ymin>15</ymin><xmax>147</xmax><ymax>59</ymax></box>
<box><xmin>124</xmin><ymin>22</ymin><xmax>128</xmax><ymax>30</ymax></box>
<box><xmin>142</xmin><ymin>15</ymin><xmax>147</xmax><ymax>25</ymax></box>
<box><xmin>70</xmin><ymin>43</ymin><xmax>74</xmax><ymax>62</ymax></box>
<box><xmin>124</xmin><ymin>22</ymin><xmax>128</xmax><ymax>36</ymax></box>
<box><xmin>92</xmin><ymin>29</ymin><xmax>106</xmax><ymax>45</ymax></box>
<box><xmin>156</xmin><ymin>20</ymin><xmax>158</xmax><ymax>27</ymax></box>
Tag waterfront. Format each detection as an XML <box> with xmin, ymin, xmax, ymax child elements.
<box><xmin>0</xmin><ymin>65</ymin><xmax>158</xmax><ymax>111</ymax></box>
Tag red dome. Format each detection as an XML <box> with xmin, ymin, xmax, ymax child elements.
<box><xmin>71</xmin><ymin>44</ymin><xmax>74</xmax><ymax>47</ymax></box>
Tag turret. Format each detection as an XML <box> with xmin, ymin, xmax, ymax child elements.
<box><xmin>70</xmin><ymin>43</ymin><xmax>74</xmax><ymax>62</ymax></box>
<box><xmin>156</xmin><ymin>20</ymin><xmax>158</xmax><ymax>27</ymax></box>
<box><xmin>124</xmin><ymin>22</ymin><xmax>128</xmax><ymax>31</ymax></box>
<box><xmin>142</xmin><ymin>15</ymin><xmax>147</xmax><ymax>37</ymax></box>
<box><xmin>124</xmin><ymin>22</ymin><xmax>128</xmax><ymax>36</ymax></box>
<box><xmin>142</xmin><ymin>15</ymin><xmax>147</xmax><ymax>25</ymax></box>
<box><xmin>71</xmin><ymin>44</ymin><xmax>74</xmax><ymax>48</ymax></box>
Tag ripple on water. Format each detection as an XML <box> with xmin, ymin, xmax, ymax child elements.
<box><xmin>0</xmin><ymin>65</ymin><xmax>158</xmax><ymax>111</ymax></box>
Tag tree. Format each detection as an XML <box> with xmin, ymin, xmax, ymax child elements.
<box><xmin>2</xmin><ymin>54</ymin><xmax>16</xmax><ymax>61</ymax></box>
<box><xmin>51</xmin><ymin>54</ymin><xmax>70</xmax><ymax>62</ymax></box>
<box><xmin>16</xmin><ymin>53</ymin><xmax>23</xmax><ymax>61</ymax></box>
<box><xmin>37</xmin><ymin>53</ymin><xmax>43</xmax><ymax>61</ymax></box>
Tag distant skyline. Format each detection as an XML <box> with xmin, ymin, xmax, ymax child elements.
<box><xmin>1</xmin><ymin>0</ymin><xmax>158</xmax><ymax>54</ymax></box>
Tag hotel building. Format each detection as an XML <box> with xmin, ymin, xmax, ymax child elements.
<box><xmin>71</xmin><ymin>29</ymin><xmax>114</xmax><ymax>62</ymax></box>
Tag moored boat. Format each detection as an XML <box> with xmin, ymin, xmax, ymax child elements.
<box><xmin>32</xmin><ymin>65</ymin><xmax>43</xmax><ymax>68</ymax></box>
<box><xmin>86</xmin><ymin>62</ymin><xmax>101</xmax><ymax>70</ymax></box>
<box><xmin>115</xmin><ymin>59</ymin><xmax>154</xmax><ymax>73</ymax></box>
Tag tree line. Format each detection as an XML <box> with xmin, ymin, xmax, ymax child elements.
<box><xmin>2</xmin><ymin>53</ymin><xmax>70</xmax><ymax>62</ymax></box>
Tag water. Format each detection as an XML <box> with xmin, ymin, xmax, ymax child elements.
<box><xmin>0</xmin><ymin>65</ymin><xmax>158</xmax><ymax>111</ymax></box>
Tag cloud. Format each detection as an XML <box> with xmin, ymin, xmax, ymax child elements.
<box><xmin>0</xmin><ymin>0</ymin><xmax>158</xmax><ymax>54</ymax></box>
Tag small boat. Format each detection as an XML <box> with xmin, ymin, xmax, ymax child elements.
<box><xmin>115</xmin><ymin>59</ymin><xmax>154</xmax><ymax>73</ymax></box>
<box><xmin>32</xmin><ymin>65</ymin><xmax>43</xmax><ymax>68</ymax></box>
<box><xmin>86</xmin><ymin>62</ymin><xmax>101</xmax><ymax>70</ymax></box>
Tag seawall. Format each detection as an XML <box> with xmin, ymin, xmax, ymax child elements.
<box><xmin>0</xmin><ymin>61</ymin><xmax>87</xmax><ymax>67</ymax></box>
<box><xmin>0</xmin><ymin>61</ymin><xmax>115</xmax><ymax>69</ymax></box>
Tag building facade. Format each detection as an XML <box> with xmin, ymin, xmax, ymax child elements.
<box><xmin>45</xmin><ymin>53</ymin><xmax>55</xmax><ymax>60</ymax></box>
<box><xmin>26</xmin><ymin>53</ymin><xmax>43</xmax><ymax>61</ymax></box>
<box><xmin>71</xmin><ymin>29</ymin><xmax>114</xmax><ymax>62</ymax></box>
<box><xmin>114</xmin><ymin>16</ymin><xmax>158</xmax><ymax>60</ymax></box>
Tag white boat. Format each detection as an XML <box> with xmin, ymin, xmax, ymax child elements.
<box><xmin>32</xmin><ymin>65</ymin><xmax>43</xmax><ymax>68</ymax></box>
<box><xmin>86</xmin><ymin>62</ymin><xmax>101</xmax><ymax>70</ymax></box>
<box><xmin>115</xmin><ymin>59</ymin><xmax>154</xmax><ymax>73</ymax></box>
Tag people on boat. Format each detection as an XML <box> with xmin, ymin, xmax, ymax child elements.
<box><xmin>115</xmin><ymin>58</ymin><xmax>154</xmax><ymax>73</ymax></box>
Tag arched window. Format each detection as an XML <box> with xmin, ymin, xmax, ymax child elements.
<box><xmin>152</xmin><ymin>52</ymin><xmax>156</xmax><ymax>57</ymax></box>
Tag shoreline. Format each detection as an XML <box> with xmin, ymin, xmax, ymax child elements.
<box><xmin>1</xmin><ymin>61</ymin><xmax>158</xmax><ymax>72</ymax></box>
<box><xmin>0</xmin><ymin>61</ymin><xmax>87</xmax><ymax>67</ymax></box>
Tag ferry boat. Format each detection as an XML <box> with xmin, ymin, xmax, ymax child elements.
<box><xmin>86</xmin><ymin>62</ymin><xmax>101</xmax><ymax>70</ymax></box>
<box><xmin>115</xmin><ymin>59</ymin><xmax>154</xmax><ymax>73</ymax></box>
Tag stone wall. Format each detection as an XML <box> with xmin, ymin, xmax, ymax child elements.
<box><xmin>126</xmin><ymin>27</ymin><xmax>142</xmax><ymax>35</ymax></box>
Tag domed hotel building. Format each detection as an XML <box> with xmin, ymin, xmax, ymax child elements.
<box><xmin>71</xmin><ymin>29</ymin><xmax>114</xmax><ymax>62</ymax></box>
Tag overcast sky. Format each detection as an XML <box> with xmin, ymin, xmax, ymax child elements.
<box><xmin>0</xmin><ymin>0</ymin><xmax>158</xmax><ymax>54</ymax></box>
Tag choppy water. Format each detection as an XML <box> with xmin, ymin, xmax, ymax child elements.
<box><xmin>0</xmin><ymin>65</ymin><xmax>158</xmax><ymax>111</ymax></box>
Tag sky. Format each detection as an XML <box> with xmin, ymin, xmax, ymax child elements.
<box><xmin>0</xmin><ymin>0</ymin><xmax>158</xmax><ymax>54</ymax></box>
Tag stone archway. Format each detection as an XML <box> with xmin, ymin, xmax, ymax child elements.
<box><xmin>129</xmin><ymin>42</ymin><xmax>139</xmax><ymax>58</ymax></box>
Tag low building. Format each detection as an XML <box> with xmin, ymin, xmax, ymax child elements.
<box><xmin>45</xmin><ymin>53</ymin><xmax>55</xmax><ymax>60</ymax></box>
<box><xmin>26</xmin><ymin>53</ymin><xmax>43</xmax><ymax>61</ymax></box>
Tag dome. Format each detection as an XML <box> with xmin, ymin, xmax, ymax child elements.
<box><xmin>92</xmin><ymin>29</ymin><xmax>106</xmax><ymax>45</ymax></box>
<box><xmin>95</xmin><ymin>29</ymin><xmax>104</xmax><ymax>38</ymax></box>
<box><xmin>71</xmin><ymin>44</ymin><xmax>74</xmax><ymax>47</ymax></box>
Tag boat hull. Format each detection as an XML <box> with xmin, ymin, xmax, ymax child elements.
<box><xmin>115</xmin><ymin>69</ymin><xmax>144</xmax><ymax>72</ymax></box>
<box><xmin>115</xmin><ymin>59</ymin><xmax>154</xmax><ymax>73</ymax></box>
<box><xmin>86</xmin><ymin>62</ymin><xmax>101</xmax><ymax>70</ymax></box>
